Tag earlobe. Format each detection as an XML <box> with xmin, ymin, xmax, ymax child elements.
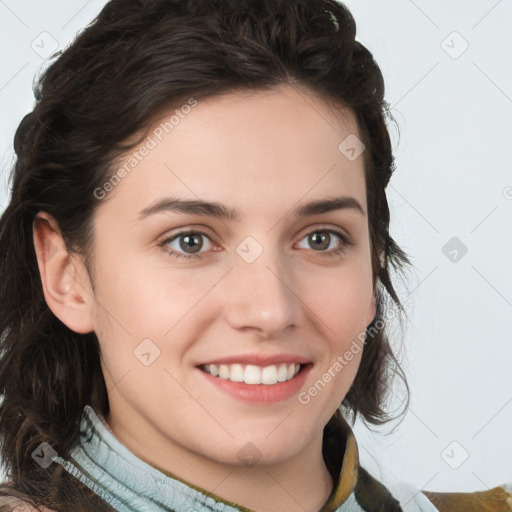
<box><xmin>32</xmin><ymin>212</ymin><xmax>95</xmax><ymax>334</ymax></box>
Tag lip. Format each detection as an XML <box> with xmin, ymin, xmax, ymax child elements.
<box><xmin>197</xmin><ymin>353</ymin><xmax>311</xmax><ymax>367</ymax></box>
<box><xmin>196</xmin><ymin>363</ymin><xmax>313</xmax><ymax>404</ymax></box>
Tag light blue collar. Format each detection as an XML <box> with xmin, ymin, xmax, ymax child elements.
<box><xmin>51</xmin><ymin>404</ymin><xmax>393</xmax><ymax>511</ymax></box>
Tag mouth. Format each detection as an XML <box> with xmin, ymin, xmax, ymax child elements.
<box><xmin>199</xmin><ymin>362</ymin><xmax>307</xmax><ymax>385</ymax></box>
<box><xmin>196</xmin><ymin>359</ymin><xmax>313</xmax><ymax>404</ymax></box>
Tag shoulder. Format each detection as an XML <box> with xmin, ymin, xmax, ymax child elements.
<box><xmin>386</xmin><ymin>479</ymin><xmax>512</xmax><ymax>512</ymax></box>
<box><xmin>0</xmin><ymin>495</ymin><xmax>57</xmax><ymax>512</ymax></box>
<box><xmin>422</xmin><ymin>486</ymin><xmax>512</xmax><ymax>512</ymax></box>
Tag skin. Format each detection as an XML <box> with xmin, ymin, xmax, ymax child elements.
<box><xmin>33</xmin><ymin>84</ymin><xmax>376</xmax><ymax>512</ymax></box>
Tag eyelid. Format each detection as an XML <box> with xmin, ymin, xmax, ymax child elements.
<box><xmin>157</xmin><ymin>225</ymin><xmax>216</xmax><ymax>243</ymax></box>
<box><xmin>295</xmin><ymin>223</ymin><xmax>351</xmax><ymax>242</ymax></box>
<box><xmin>157</xmin><ymin>227</ymin><xmax>217</xmax><ymax>251</ymax></box>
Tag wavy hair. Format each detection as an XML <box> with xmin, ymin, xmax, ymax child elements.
<box><xmin>0</xmin><ymin>0</ymin><xmax>410</xmax><ymax>508</ymax></box>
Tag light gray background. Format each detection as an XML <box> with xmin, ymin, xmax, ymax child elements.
<box><xmin>0</xmin><ymin>0</ymin><xmax>511</xmax><ymax>494</ymax></box>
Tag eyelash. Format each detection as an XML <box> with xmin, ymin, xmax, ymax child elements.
<box><xmin>158</xmin><ymin>227</ymin><xmax>353</xmax><ymax>261</ymax></box>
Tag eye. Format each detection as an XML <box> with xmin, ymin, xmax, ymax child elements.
<box><xmin>158</xmin><ymin>227</ymin><xmax>353</xmax><ymax>261</ymax></box>
<box><xmin>296</xmin><ymin>228</ymin><xmax>352</xmax><ymax>257</ymax></box>
<box><xmin>159</xmin><ymin>230</ymin><xmax>215</xmax><ymax>260</ymax></box>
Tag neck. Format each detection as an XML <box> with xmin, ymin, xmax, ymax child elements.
<box><xmin>106</xmin><ymin>409</ymin><xmax>335</xmax><ymax>512</ymax></box>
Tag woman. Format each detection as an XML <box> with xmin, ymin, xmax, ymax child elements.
<box><xmin>0</xmin><ymin>0</ymin><xmax>510</xmax><ymax>511</ymax></box>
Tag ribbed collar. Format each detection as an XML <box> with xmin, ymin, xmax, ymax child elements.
<box><xmin>53</xmin><ymin>404</ymin><xmax>364</xmax><ymax>512</ymax></box>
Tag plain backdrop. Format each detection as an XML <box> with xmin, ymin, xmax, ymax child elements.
<box><xmin>0</xmin><ymin>0</ymin><xmax>511</xmax><ymax>494</ymax></box>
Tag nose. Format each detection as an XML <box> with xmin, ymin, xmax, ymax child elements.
<box><xmin>222</xmin><ymin>246</ymin><xmax>301</xmax><ymax>339</ymax></box>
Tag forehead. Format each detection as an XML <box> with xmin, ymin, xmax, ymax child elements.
<box><xmin>98</xmin><ymin>84</ymin><xmax>367</xmax><ymax>224</ymax></box>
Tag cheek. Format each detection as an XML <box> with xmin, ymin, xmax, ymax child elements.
<box><xmin>330</xmin><ymin>291</ymin><xmax>372</xmax><ymax>341</ymax></box>
<box><xmin>302</xmin><ymin>264</ymin><xmax>374</xmax><ymax>342</ymax></box>
<box><xmin>94</xmin><ymin>258</ymin><xmax>214</xmax><ymax>332</ymax></box>
<box><xmin>91</xmin><ymin>262</ymin><xmax>218</xmax><ymax>375</ymax></box>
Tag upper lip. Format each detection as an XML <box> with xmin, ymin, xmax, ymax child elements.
<box><xmin>197</xmin><ymin>353</ymin><xmax>311</xmax><ymax>367</ymax></box>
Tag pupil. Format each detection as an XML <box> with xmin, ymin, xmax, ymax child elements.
<box><xmin>311</xmin><ymin>231</ymin><xmax>328</xmax><ymax>250</ymax></box>
<box><xmin>180</xmin><ymin>234</ymin><xmax>202</xmax><ymax>253</ymax></box>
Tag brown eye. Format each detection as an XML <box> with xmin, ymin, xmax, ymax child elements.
<box><xmin>160</xmin><ymin>230</ymin><xmax>214</xmax><ymax>260</ymax></box>
<box><xmin>178</xmin><ymin>233</ymin><xmax>204</xmax><ymax>253</ymax></box>
<box><xmin>308</xmin><ymin>231</ymin><xmax>331</xmax><ymax>251</ymax></box>
<box><xmin>296</xmin><ymin>228</ymin><xmax>352</xmax><ymax>257</ymax></box>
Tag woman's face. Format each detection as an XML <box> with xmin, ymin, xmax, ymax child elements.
<box><xmin>83</xmin><ymin>85</ymin><xmax>375</xmax><ymax>471</ymax></box>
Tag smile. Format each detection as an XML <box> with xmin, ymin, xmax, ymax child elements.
<box><xmin>200</xmin><ymin>363</ymin><xmax>302</xmax><ymax>385</ymax></box>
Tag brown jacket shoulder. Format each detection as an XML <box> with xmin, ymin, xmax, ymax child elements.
<box><xmin>422</xmin><ymin>486</ymin><xmax>512</xmax><ymax>512</ymax></box>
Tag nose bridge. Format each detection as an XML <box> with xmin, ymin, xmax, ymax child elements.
<box><xmin>222</xmin><ymin>237</ymin><xmax>300</xmax><ymax>336</ymax></box>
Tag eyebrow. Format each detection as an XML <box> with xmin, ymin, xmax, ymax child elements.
<box><xmin>138</xmin><ymin>195</ymin><xmax>365</xmax><ymax>221</ymax></box>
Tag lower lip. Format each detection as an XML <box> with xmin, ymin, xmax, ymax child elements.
<box><xmin>197</xmin><ymin>364</ymin><xmax>312</xmax><ymax>404</ymax></box>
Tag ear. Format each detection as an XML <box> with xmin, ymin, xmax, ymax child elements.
<box><xmin>32</xmin><ymin>212</ymin><xmax>95</xmax><ymax>334</ymax></box>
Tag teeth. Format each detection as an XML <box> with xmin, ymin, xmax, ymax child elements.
<box><xmin>261</xmin><ymin>365</ymin><xmax>277</xmax><ymax>385</ymax></box>
<box><xmin>230</xmin><ymin>364</ymin><xmax>244</xmax><ymax>382</ymax></box>
<box><xmin>201</xmin><ymin>363</ymin><xmax>302</xmax><ymax>385</ymax></box>
<box><xmin>219</xmin><ymin>364</ymin><xmax>229</xmax><ymax>379</ymax></box>
<box><xmin>245</xmin><ymin>365</ymin><xmax>261</xmax><ymax>384</ymax></box>
<box><xmin>277</xmin><ymin>364</ymin><xmax>288</xmax><ymax>382</ymax></box>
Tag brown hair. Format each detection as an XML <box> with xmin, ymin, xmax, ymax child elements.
<box><xmin>0</xmin><ymin>0</ymin><xmax>410</xmax><ymax>508</ymax></box>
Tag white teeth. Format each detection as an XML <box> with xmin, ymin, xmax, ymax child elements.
<box><xmin>230</xmin><ymin>364</ymin><xmax>244</xmax><ymax>382</ymax></box>
<box><xmin>244</xmin><ymin>365</ymin><xmax>261</xmax><ymax>384</ymax></box>
<box><xmin>218</xmin><ymin>364</ymin><xmax>229</xmax><ymax>379</ymax></box>
<box><xmin>261</xmin><ymin>365</ymin><xmax>277</xmax><ymax>385</ymax></box>
<box><xmin>277</xmin><ymin>364</ymin><xmax>288</xmax><ymax>382</ymax></box>
<box><xmin>202</xmin><ymin>363</ymin><xmax>302</xmax><ymax>385</ymax></box>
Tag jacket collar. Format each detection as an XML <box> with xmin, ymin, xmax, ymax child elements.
<box><xmin>53</xmin><ymin>405</ymin><xmax>361</xmax><ymax>511</ymax></box>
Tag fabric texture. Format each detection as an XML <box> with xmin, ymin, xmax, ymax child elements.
<box><xmin>1</xmin><ymin>406</ymin><xmax>511</xmax><ymax>511</ymax></box>
<box><xmin>46</xmin><ymin>404</ymin><xmax>438</xmax><ymax>511</ymax></box>
<box><xmin>1</xmin><ymin>404</ymin><xmax>511</xmax><ymax>510</ymax></box>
